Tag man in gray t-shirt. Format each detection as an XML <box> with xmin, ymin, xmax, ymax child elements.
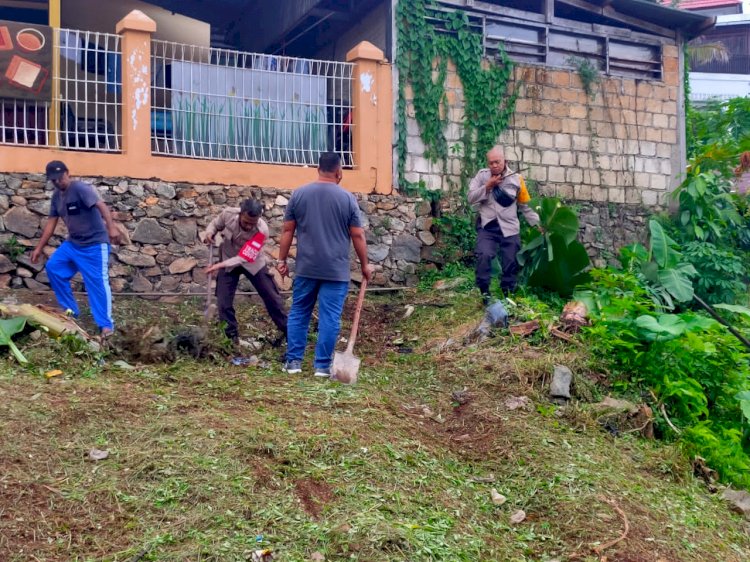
<box><xmin>31</xmin><ymin>161</ymin><xmax>121</xmax><ymax>336</ymax></box>
<box><xmin>277</xmin><ymin>152</ymin><xmax>371</xmax><ymax>377</ymax></box>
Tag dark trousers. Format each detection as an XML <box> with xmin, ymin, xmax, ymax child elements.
<box><xmin>475</xmin><ymin>221</ymin><xmax>521</xmax><ymax>295</ymax></box>
<box><xmin>216</xmin><ymin>266</ymin><xmax>288</xmax><ymax>341</ymax></box>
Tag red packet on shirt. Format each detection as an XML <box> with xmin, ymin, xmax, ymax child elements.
<box><xmin>238</xmin><ymin>231</ymin><xmax>266</xmax><ymax>263</ymax></box>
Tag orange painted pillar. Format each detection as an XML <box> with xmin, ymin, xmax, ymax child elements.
<box><xmin>115</xmin><ymin>10</ymin><xmax>156</xmax><ymax>162</ymax></box>
<box><xmin>347</xmin><ymin>42</ymin><xmax>393</xmax><ymax>194</ymax></box>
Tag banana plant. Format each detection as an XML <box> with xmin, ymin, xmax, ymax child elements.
<box><xmin>620</xmin><ymin>219</ymin><xmax>698</xmax><ymax>310</ymax></box>
<box><xmin>517</xmin><ymin>197</ymin><xmax>590</xmax><ymax>297</ymax></box>
<box><xmin>0</xmin><ymin>317</ymin><xmax>28</xmax><ymax>364</ymax></box>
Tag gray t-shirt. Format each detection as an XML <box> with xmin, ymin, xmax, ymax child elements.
<box><xmin>284</xmin><ymin>181</ymin><xmax>362</xmax><ymax>282</ymax></box>
<box><xmin>50</xmin><ymin>181</ymin><xmax>108</xmax><ymax>246</ymax></box>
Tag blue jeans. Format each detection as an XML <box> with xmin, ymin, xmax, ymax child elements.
<box><xmin>46</xmin><ymin>241</ymin><xmax>114</xmax><ymax>331</ymax></box>
<box><xmin>286</xmin><ymin>276</ymin><xmax>349</xmax><ymax>369</ymax></box>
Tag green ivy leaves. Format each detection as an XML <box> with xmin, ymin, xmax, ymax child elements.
<box><xmin>396</xmin><ymin>0</ymin><xmax>517</xmax><ymax>187</ymax></box>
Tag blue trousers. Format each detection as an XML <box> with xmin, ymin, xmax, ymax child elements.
<box><xmin>286</xmin><ymin>276</ymin><xmax>349</xmax><ymax>369</ymax></box>
<box><xmin>46</xmin><ymin>241</ymin><xmax>114</xmax><ymax>331</ymax></box>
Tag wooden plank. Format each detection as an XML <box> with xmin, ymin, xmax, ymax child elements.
<box><xmin>437</xmin><ymin>0</ymin><xmax>547</xmax><ymax>24</ymax></box>
<box><xmin>545</xmin><ymin>0</ymin><xmax>554</xmax><ymax>23</ymax></box>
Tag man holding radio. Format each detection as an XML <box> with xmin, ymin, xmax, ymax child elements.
<box><xmin>204</xmin><ymin>198</ymin><xmax>287</xmax><ymax>345</ymax></box>
<box><xmin>468</xmin><ymin>146</ymin><xmax>540</xmax><ymax>301</ymax></box>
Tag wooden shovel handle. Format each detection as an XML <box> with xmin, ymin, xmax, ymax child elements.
<box><xmin>345</xmin><ymin>278</ymin><xmax>367</xmax><ymax>353</ymax></box>
<box><xmin>205</xmin><ymin>245</ymin><xmax>214</xmax><ymax>315</ymax></box>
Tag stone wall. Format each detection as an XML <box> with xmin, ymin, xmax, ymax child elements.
<box><xmin>576</xmin><ymin>202</ymin><xmax>655</xmax><ymax>268</ymax></box>
<box><xmin>0</xmin><ymin>173</ymin><xmax>434</xmax><ymax>292</ymax></box>
<box><xmin>402</xmin><ymin>48</ymin><xmax>682</xmax><ymax>208</ymax></box>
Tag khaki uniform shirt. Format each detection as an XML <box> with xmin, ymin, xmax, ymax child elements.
<box><xmin>204</xmin><ymin>208</ymin><xmax>269</xmax><ymax>275</ymax></box>
<box><xmin>467</xmin><ymin>167</ymin><xmax>540</xmax><ymax>236</ymax></box>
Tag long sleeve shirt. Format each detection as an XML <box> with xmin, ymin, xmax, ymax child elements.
<box><xmin>204</xmin><ymin>208</ymin><xmax>269</xmax><ymax>275</ymax></box>
<box><xmin>467</xmin><ymin>167</ymin><xmax>540</xmax><ymax>236</ymax></box>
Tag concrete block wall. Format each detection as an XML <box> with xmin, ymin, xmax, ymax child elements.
<box><xmin>403</xmin><ymin>47</ymin><xmax>682</xmax><ymax>206</ymax></box>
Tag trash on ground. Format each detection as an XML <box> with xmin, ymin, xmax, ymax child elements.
<box><xmin>510</xmin><ymin>509</ymin><xmax>526</xmax><ymax>524</ymax></box>
<box><xmin>231</xmin><ymin>356</ymin><xmax>259</xmax><ymax>366</ymax></box>
<box><xmin>465</xmin><ymin>300</ymin><xmax>509</xmax><ymax>344</ymax></box>
<box><xmin>44</xmin><ymin>369</ymin><xmax>63</xmax><ymax>378</ymax></box>
<box><xmin>251</xmin><ymin>549</ymin><xmax>274</xmax><ymax>562</ymax></box>
<box><xmin>491</xmin><ymin>488</ymin><xmax>507</xmax><ymax>506</ymax></box>
<box><xmin>504</xmin><ymin>396</ymin><xmax>531</xmax><ymax>411</ymax></box>
<box><xmin>88</xmin><ymin>448</ymin><xmax>109</xmax><ymax>461</ymax></box>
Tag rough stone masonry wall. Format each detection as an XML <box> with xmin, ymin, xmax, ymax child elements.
<box><xmin>0</xmin><ymin>173</ymin><xmax>436</xmax><ymax>292</ymax></box>
<box><xmin>402</xmin><ymin>46</ymin><xmax>681</xmax><ymax>255</ymax></box>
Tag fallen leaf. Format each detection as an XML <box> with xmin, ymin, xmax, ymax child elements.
<box><xmin>510</xmin><ymin>509</ymin><xmax>526</xmax><ymax>524</ymax></box>
<box><xmin>504</xmin><ymin>396</ymin><xmax>531</xmax><ymax>411</ymax></box>
<box><xmin>403</xmin><ymin>305</ymin><xmax>415</xmax><ymax>319</ymax></box>
<box><xmin>471</xmin><ymin>474</ymin><xmax>496</xmax><ymax>483</ymax></box>
<box><xmin>112</xmin><ymin>360</ymin><xmax>135</xmax><ymax>370</ymax></box>
<box><xmin>490</xmin><ymin>488</ymin><xmax>507</xmax><ymax>506</ymax></box>
<box><xmin>88</xmin><ymin>448</ymin><xmax>109</xmax><ymax>461</ymax></box>
<box><xmin>45</xmin><ymin>369</ymin><xmax>63</xmax><ymax>379</ymax></box>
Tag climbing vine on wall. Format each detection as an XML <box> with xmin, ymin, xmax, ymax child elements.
<box><xmin>396</xmin><ymin>0</ymin><xmax>518</xmax><ymax>188</ymax></box>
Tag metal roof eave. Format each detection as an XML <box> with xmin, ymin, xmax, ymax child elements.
<box><xmin>612</xmin><ymin>0</ymin><xmax>716</xmax><ymax>39</ymax></box>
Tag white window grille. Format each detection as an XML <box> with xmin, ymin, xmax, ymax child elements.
<box><xmin>151</xmin><ymin>40</ymin><xmax>354</xmax><ymax>167</ymax></box>
<box><xmin>0</xmin><ymin>28</ymin><xmax>122</xmax><ymax>152</ymax></box>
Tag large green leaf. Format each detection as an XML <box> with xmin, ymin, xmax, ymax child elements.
<box><xmin>635</xmin><ymin>314</ymin><xmax>687</xmax><ymax>341</ymax></box>
<box><xmin>0</xmin><ymin>317</ymin><xmax>27</xmax><ymax>364</ymax></box>
<box><xmin>648</xmin><ymin>219</ymin><xmax>680</xmax><ymax>269</ymax></box>
<box><xmin>620</xmin><ymin>243</ymin><xmax>649</xmax><ymax>269</ymax></box>
<box><xmin>538</xmin><ymin>198</ymin><xmax>579</xmax><ymax>244</ymax></box>
<box><xmin>735</xmin><ymin>391</ymin><xmax>750</xmax><ymax>424</ymax></box>
<box><xmin>657</xmin><ymin>268</ymin><xmax>695</xmax><ymax>303</ymax></box>
<box><xmin>681</xmin><ymin>313</ymin><xmax>717</xmax><ymax>333</ymax></box>
<box><xmin>715</xmin><ymin>304</ymin><xmax>750</xmax><ymax>318</ymax></box>
<box><xmin>529</xmin><ymin>234</ymin><xmax>590</xmax><ymax>297</ymax></box>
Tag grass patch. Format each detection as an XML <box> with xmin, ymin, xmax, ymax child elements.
<box><xmin>0</xmin><ymin>289</ymin><xmax>748</xmax><ymax>561</ymax></box>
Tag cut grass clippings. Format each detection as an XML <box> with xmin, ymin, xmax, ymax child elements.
<box><xmin>0</xmin><ymin>289</ymin><xmax>748</xmax><ymax>561</ymax></box>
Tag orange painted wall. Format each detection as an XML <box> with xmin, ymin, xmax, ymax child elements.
<box><xmin>0</xmin><ymin>13</ymin><xmax>393</xmax><ymax>195</ymax></box>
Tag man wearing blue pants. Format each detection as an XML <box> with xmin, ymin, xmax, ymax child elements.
<box><xmin>31</xmin><ymin>161</ymin><xmax>121</xmax><ymax>336</ymax></box>
<box><xmin>276</xmin><ymin>152</ymin><xmax>372</xmax><ymax>377</ymax></box>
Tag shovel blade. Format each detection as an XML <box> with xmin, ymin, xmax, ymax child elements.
<box><xmin>332</xmin><ymin>350</ymin><xmax>360</xmax><ymax>384</ymax></box>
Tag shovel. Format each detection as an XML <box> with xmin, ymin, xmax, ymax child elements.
<box><xmin>331</xmin><ymin>278</ymin><xmax>367</xmax><ymax>384</ymax></box>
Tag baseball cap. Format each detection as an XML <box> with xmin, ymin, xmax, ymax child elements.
<box><xmin>45</xmin><ymin>160</ymin><xmax>68</xmax><ymax>181</ymax></box>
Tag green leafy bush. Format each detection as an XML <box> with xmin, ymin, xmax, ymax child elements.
<box><xmin>582</xmin><ymin>269</ymin><xmax>750</xmax><ymax>488</ymax></box>
<box><xmin>620</xmin><ymin>219</ymin><xmax>697</xmax><ymax>310</ymax></box>
<box><xmin>517</xmin><ymin>198</ymin><xmax>590</xmax><ymax>297</ymax></box>
<box><xmin>682</xmin><ymin>241</ymin><xmax>747</xmax><ymax>304</ymax></box>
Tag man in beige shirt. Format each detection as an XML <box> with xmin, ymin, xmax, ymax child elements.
<box><xmin>468</xmin><ymin>146</ymin><xmax>540</xmax><ymax>300</ymax></box>
<box><xmin>204</xmin><ymin>198</ymin><xmax>287</xmax><ymax>345</ymax></box>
